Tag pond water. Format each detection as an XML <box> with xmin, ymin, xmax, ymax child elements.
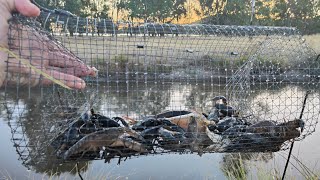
<box><xmin>0</xmin><ymin>82</ymin><xmax>319</xmax><ymax>179</ymax></box>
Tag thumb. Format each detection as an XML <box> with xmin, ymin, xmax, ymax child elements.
<box><xmin>14</xmin><ymin>0</ymin><xmax>40</xmax><ymax>17</ymax></box>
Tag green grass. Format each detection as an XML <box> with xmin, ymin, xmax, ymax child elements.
<box><xmin>222</xmin><ymin>153</ymin><xmax>249</xmax><ymax>180</ymax></box>
<box><xmin>201</xmin><ymin>54</ymin><xmax>249</xmax><ymax>69</ymax></box>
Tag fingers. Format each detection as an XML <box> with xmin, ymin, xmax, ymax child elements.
<box><xmin>5</xmin><ymin>15</ymin><xmax>95</xmax><ymax>90</ymax></box>
<box><xmin>41</xmin><ymin>69</ymin><xmax>87</xmax><ymax>89</ymax></box>
<box><xmin>5</xmin><ymin>58</ymin><xmax>87</xmax><ymax>89</ymax></box>
<box><xmin>45</xmin><ymin>46</ymin><xmax>97</xmax><ymax>77</ymax></box>
<box><xmin>46</xmin><ymin>66</ymin><xmax>96</xmax><ymax>77</ymax></box>
<box><xmin>5</xmin><ymin>68</ymin><xmax>87</xmax><ymax>89</ymax></box>
<box><xmin>14</xmin><ymin>0</ymin><xmax>40</xmax><ymax>17</ymax></box>
<box><xmin>18</xmin><ymin>27</ymin><xmax>97</xmax><ymax>77</ymax></box>
<box><xmin>48</xmin><ymin>51</ymin><xmax>90</xmax><ymax>68</ymax></box>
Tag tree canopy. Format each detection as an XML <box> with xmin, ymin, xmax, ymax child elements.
<box><xmin>197</xmin><ymin>0</ymin><xmax>320</xmax><ymax>34</ymax></box>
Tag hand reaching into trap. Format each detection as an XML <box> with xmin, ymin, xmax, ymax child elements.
<box><xmin>0</xmin><ymin>0</ymin><xmax>97</xmax><ymax>89</ymax></box>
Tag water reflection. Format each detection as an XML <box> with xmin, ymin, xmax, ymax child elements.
<box><xmin>0</xmin><ymin>82</ymin><xmax>319</xmax><ymax>177</ymax></box>
<box><xmin>0</xmin><ymin>89</ymin><xmax>88</xmax><ymax>175</ymax></box>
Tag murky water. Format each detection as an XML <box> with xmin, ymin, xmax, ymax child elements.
<box><xmin>0</xmin><ymin>82</ymin><xmax>319</xmax><ymax>179</ymax></box>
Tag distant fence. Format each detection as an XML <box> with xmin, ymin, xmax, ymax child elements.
<box><xmin>38</xmin><ymin>11</ymin><xmax>298</xmax><ymax>38</ymax></box>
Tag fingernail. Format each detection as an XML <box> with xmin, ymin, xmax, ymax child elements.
<box><xmin>68</xmin><ymin>79</ymin><xmax>86</xmax><ymax>89</ymax></box>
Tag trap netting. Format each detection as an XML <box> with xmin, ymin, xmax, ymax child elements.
<box><xmin>2</xmin><ymin>9</ymin><xmax>320</xmax><ymax>167</ymax></box>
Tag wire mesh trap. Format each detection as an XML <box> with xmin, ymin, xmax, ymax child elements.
<box><xmin>1</xmin><ymin>8</ymin><xmax>320</xmax><ymax>169</ymax></box>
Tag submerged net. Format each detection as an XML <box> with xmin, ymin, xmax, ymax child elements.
<box><xmin>1</xmin><ymin>8</ymin><xmax>320</xmax><ymax>170</ymax></box>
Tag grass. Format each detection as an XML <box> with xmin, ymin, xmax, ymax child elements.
<box><xmin>0</xmin><ymin>169</ymin><xmax>13</xmax><ymax>180</ymax></box>
<box><xmin>221</xmin><ymin>152</ymin><xmax>320</xmax><ymax>180</ymax></box>
<box><xmin>222</xmin><ymin>153</ymin><xmax>247</xmax><ymax>180</ymax></box>
<box><xmin>57</xmin><ymin>35</ymin><xmax>261</xmax><ymax>66</ymax></box>
<box><xmin>304</xmin><ymin>34</ymin><xmax>320</xmax><ymax>54</ymax></box>
<box><xmin>277</xmin><ymin>152</ymin><xmax>320</xmax><ymax>180</ymax></box>
<box><xmin>56</xmin><ymin>33</ymin><xmax>320</xmax><ymax>79</ymax></box>
<box><xmin>92</xmin><ymin>54</ymin><xmax>129</xmax><ymax>68</ymax></box>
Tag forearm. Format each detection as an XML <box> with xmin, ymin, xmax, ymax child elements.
<box><xmin>0</xmin><ymin>3</ymin><xmax>10</xmax><ymax>88</ymax></box>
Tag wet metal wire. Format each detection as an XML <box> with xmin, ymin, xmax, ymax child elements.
<box><xmin>1</xmin><ymin>9</ymin><xmax>319</xmax><ymax>171</ymax></box>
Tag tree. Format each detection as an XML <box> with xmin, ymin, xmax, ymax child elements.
<box><xmin>63</xmin><ymin>0</ymin><xmax>83</xmax><ymax>16</ymax></box>
<box><xmin>196</xmin><ymin>0</ymin><xmax>226</xmax><ymax>21</ymax></box>
<box><xmin>198</xmin><ymin>0</ymin><xmax>250</xmax><ymax>25</ymax></box>
<box><xmin>198</xmin><ymin>0</ymin><xmax>215</xmax><ymax>16</ymax></box>
<box><xmin>123</xmin><ymin>0</ymin><xmax>186</xmax><ymax>23</ymax></box>
<box><xmin>219</xmin><ymin>0</ymin><xmax>251</xmax><ymax>25</ymax></box>
<box><xmin>115</xmin><ymin>0</ymin><xmax>130</xmax><ymax>21</ymax></box>
<box><xmin>123</xmin><ymin>0</ymin><xmax>146</xmax><ymax>21</ymax></box>
<box><xmin>34</xmin><ymin>0</ymin><xmax>64</xmax><ymax>9</ymax></box>
<box><xmin>287</xmin><ymin>0</ymin><xmax>319</xmax><ymax>32</ymax></box>
<box><xmin>149</xmin><ymin>0</ymin><xmax>172</xmax><ymax>22</ymax></box>
<box><xmin>254</xmin><ymin>0</ymin><xmax>274</xmax><ymax>26</ymax></box>
<box><xmin>80</xmin><ymin>0</ymin><xmax>109</xmax><ymax>19</ymax></box>
<box><xmin>271</xmin><ymin>0</ymin><xmax>320</xmax><ymax>34</ymax></box>
<box><xmin>170</xmin><ymin>0</ymin><xmax>188</xmax><ymax>22</ymax></box>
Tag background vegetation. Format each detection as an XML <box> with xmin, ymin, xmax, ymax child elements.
<box><xmin>35</xmin><ymin>0</ymin><xmax>320</xmax><ymax>34</ymax></box>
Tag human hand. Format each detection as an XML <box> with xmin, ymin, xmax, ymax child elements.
<box><xmin>0</xmin><ymin>0</ymin><xmax>97</xmax><ymax>89</ymax></box>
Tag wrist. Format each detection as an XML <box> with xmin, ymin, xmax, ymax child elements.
<box><xmin>0</xmin><ymin>0</ymin><xmax>12</xmax><ymax>47</ymax></box>
<box><xmin>0</xmin><ymin>1</ymin><xmax>13</xmax><ymax>88</ymax></box>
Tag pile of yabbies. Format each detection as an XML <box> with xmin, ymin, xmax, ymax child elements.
<box><xmin>51</xmin><ymin>96</ymin><xmax>305</xmax><ymax>162</ymax></box>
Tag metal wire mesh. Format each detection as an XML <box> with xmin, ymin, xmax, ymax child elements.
<box><xmin>2</xmin><ymin>9</ymin><xmax>319</xmax><ymax>168</ymax></box>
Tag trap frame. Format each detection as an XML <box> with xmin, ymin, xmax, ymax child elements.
<box><xmin>1</xmin><ymin>7</ymin><xmax>320</xmax><ymax>171</ymax></box>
